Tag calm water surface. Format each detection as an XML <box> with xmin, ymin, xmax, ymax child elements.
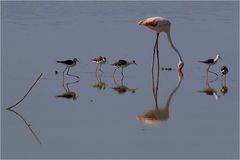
<box><xmin>1</xmin><ymin>1</ymin><xmax>239</xmax><ymax>159</ymax></box>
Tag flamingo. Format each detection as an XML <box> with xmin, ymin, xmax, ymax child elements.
<box><xmin>138</xmin><ymin>16</ymin><xmax>184</xmax><ymax>72</ymax></box>
<box><xmin>138</xmin><ymin>16</ymin><xmax>184</xmax><ymax>102</ymax></box>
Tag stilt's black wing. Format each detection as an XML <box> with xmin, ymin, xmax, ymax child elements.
<box><xmin>56</xmin><ymin>59</ymin><xmax>73</xmax><ymax>65</ymax></box>
<box><xmin>198</xmin><ymin>58</ymin><xmax>214</xmax><ymax>64</ymax></box>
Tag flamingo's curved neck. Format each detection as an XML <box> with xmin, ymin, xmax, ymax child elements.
<box><xmin>165</xmin><ymin>29</ymin><xmax>183</xmax><ymax>63</ymax></box>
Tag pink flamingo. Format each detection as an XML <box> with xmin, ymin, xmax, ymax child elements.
<box><xmin>138</xmin><ymin>16</ymin><xmax>184</xmax><ymax>101</ymax></box>
<box><xmin>138</xmin><ymin>16</ymin><xmax>184</xmax><ymax>72</ymax></box>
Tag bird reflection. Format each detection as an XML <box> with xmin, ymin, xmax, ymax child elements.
<box><xmin>137</xmin><ymin>71</ymin><xmax>183</xmax><ymax>125</ymax></box>
<box><xmin>220</xmin><ymin>73</ymin><xmax>228</xmax><ymax>96</ymax></box>
<box><xmin>220</xmin><ymin>83</ymin><xmax>228</xmax><ymax>95</ymax></box>
<box><xmin>56</xmin><ymin>73</ymin><xmax>79</xmax><ymax>100</ymax></box>
<box><xmin>92</xmin><ymin>71</ymin><xmax>106</xmax><ymax>91</ymax></box>
<box><xmin>6</xmin><ymin>108</ymin><xmax>42</xmax><ymax>144</ymax></box>
<box><xmin>198</xmin><ymin>77</ymin><xmax>220</xmax><ymax>101</ymax></box>
<box><xmin>112</xmin><ymin>75</ymin><xmax>136</xmax><ymax>94</ymax></box>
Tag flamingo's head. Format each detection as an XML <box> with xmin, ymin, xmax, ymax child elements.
<box><xmin>138</xmin><ymin>18</ymin><xmax>158</xmax><ymax>27</ymax></box>
<box><xmin>178</xmin><ymin>61</ymin><xmax>184</xmax><ymax>72</ymax></box>
<box><xmin>138</xmin><ymin>19</ymin><xmax>145</xmax><ymax>26</ymax></box>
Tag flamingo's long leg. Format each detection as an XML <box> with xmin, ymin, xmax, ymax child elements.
<box><xmin>152</xmin><ymin>33</ymin><xmax>159</xmax><ymax>107</ymax></box>
<box><xmin>155</xmin><ymin>33</ymin><xmax>160</xmax><ymax>107</ymax></box>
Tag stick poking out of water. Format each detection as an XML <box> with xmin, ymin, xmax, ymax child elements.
<box><xmin>6</xmin><ymin>73</ymin><xmax>43</xmax><ymax>110</ymax></box>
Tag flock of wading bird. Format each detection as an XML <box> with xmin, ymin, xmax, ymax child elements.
<box><xmin>54</xmin><ymin>16</ymin><xmax>229</xmax><ymax>109</ymax></box>
<box><xmin>5</xmin><ymin>16</ymin><xmax>230</xmax><ymax>134</ymax></box>
<box><xmin>56</xmin><ymin>16</ymin><xmax>228</xmax><ymax>80</ymax></box>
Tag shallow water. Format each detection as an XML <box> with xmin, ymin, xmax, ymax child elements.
<box><xmin>1</xmin><ymin>1</ymin><xmax>239</xmax><ymax>159</ymax></box>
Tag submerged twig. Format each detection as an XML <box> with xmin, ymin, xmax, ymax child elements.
<box><xmin>6</xmin><ymin>73</ymin><xmax>43</xmax><ymax>110</ymax></box>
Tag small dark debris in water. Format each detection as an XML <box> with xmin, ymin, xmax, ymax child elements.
<box><xmin>161</xmin><ymin>67</ymin><xmax>172</xmax><ymax>71</ymax></box>
<box><xmin>167</xmin><ymin>67</ymin><xmax>172</xmax><ymax>71</ymax></box>
<box><xmin>90</xmin><ymin>99</ymin><xmax>93</xmax><ymax>102</ymax></box>
<box><xmin>55</xmin><ymin>71</ymin><xmax>58</xmax><ymax>75</ymax></box>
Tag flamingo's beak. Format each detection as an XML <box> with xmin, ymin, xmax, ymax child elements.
<box><xmin>138</xmin><ymin>19</ymin><xmax>144</xmax><ymax>25</ymax></box>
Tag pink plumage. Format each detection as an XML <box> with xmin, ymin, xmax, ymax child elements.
<box><xmin>138</xmin><ymin>16</ymin><xmax>171</xmax><ymax>32</ymax></box>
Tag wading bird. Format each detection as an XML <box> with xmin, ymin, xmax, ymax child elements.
<box><xmin>57</xmin><ymin>58</ymin><xmax>80</xmax><ymax>79</ymax></box>
<box><xmin>198</xmin><ymin>54</ymin><xmax>222</xmax><ymax>76</ymax></box>
<box><xmin>138</xmin><ymin>16</ymin><xmax>184</xmax><ymax>73</ymax></box>
<box><xmin>221</xmin><ymin>65</ymin><xmax>228</xmax><ymax>77</ymax></box>
<box><xmin>91</xmin><ymin>56</ymin><xmax>107</xmax><ymax>73</ymax></box>
<box><xmin>112</xmin><ymin>59</ymin><xmax>137</xmax><ymax>77</ymax></box>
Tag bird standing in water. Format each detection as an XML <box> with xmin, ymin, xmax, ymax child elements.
<box><xmin>57</xmin><ymin>58</ymin><xmax>80</xmax><ymax>79</ymax></box>
<box><xmin>138</xmin><ymin>16</ymin><xmax>183</xmax><ymax>103</ymax></box>
<box><xmin>198</xmin><ymin>54</ymin><xmax>222</xmax><ymax>76</ymax></box>
<box><xmin>221</xmin><ymin>65</ymin><xmax>228</xmax><ymax>77</ymax></box>
<box><xmin>112</xmin><ymin>59</ymin><xmax>137</xmax><ymax>77</ymax></box>
<box><xmin>138</xmin><ymin>16</ymin><xmax>184</xmax><ymax>72</ymax></box>
<box><xmin>91</xmin><ymin>56</ymin><xmax>107</xmax><ymax>73</ymax></box>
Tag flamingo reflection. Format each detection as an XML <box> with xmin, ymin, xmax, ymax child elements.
<box><xmin>137</xmin><ymin>71</ymin><xmax>183</xmax><ymax>125</ymax></box>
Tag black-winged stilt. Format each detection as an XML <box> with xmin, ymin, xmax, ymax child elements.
<box><xmin>112</xmin><ymin>59</ymin><xmax>137</xmax><ymax>77</ymax></box>
<box><xmin>91</xmin><ymin>56</ymin><xmax>107</xmax><ymax>73</ymax></box>
<box><xmin>221</xmin><ymin>65</ymin><xmax>228</xmax><ymax>76</ymax></box>
<box><xmin>198</xmin><ymin>54</ymin><xmax>222</xmax><ymax>76</ymax></box>
<box><xmin>57</xmin><ymin>58</ymin><xmax>80</xmax><ymax>79</ymax></box>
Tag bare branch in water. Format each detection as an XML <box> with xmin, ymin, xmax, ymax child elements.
<box><xmin>6</xmin><ymin>73</ymin><xmax>43</xmax><ymax>110</ymax></box>
<box><xmin>6</xmin><ymin>108</ymin><xmax>42</xmax><ymax>144</ymax></box>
